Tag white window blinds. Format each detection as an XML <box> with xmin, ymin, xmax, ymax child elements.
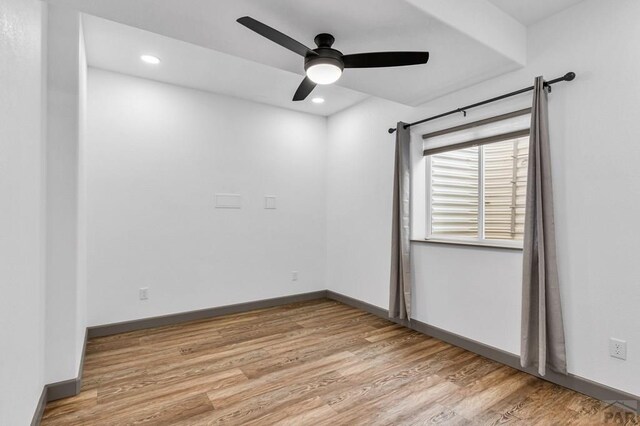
<box><xmin>425</xmin><ymin>109</ymin><xmax>530</xmax><ymax>244</ymax></box>
<box><xmin>484</xmin><ymin>138</ymin><xmax>529</xmax><ymax>240</ymax></box>
<box><xmin>430</xmin><ymin>146</ymin><xmax>479</xmax><ymax>238</ymax></box>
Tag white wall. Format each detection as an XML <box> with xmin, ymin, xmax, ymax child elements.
<box><xmin>326</xmin><ymin>0</ymin><xmax>640</xmax><ymax>397</ymax></box>
<box><xmin>45</xmin><ymin>4</ymin><xmax>87</xmax><ymax>384</ymax></box>
<box><xmin>76</xmin><ymin>12</ymin><xmax>88</xmax><ymax>374</ymax></box>
<box><xmin>85</xmin><ymin>69</ymin><xmax>327</xmax><ymax>326</ymax></box>
<box><xmin>0</xmin><ymin>0</ymin><xmax>47</xmax><ymax>423</ymax></box>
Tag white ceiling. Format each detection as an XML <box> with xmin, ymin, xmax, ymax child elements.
<box><xmin>49</xmin><ymin>0</ymin><xmax>583</xmax><ymax>116</ymax></box>
<box><xmin>82</xmin><ymin>15</ymin><xmax>367</xmax><ymax>116</ymax></box>
<box><xmin>487</xmin><ymin>0</ymin><xmax>585</xmax><ymax>26</ymax></box>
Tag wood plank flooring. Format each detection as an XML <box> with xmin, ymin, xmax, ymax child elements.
<box><xmin>41</xmin><ymin>299</ymin><xmax>638</xmax><ymax>425</ymax></box>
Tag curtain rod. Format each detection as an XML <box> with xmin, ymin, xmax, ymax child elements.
<box><xmin>388</xmin><ymin>72</ymin><xmax>576</xmax><ymax>134</ymax></box>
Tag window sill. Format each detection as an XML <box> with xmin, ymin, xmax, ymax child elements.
<box><xmin>411</xmin><ymin>238</ymin><xmax>523</xmax><ymax>251</ymax></box>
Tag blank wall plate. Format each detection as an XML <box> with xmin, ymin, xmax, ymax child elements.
<box><xmin>215</xmin><ymin>193</ymin><xmax>242</xmax><ymax>209</ymax></box>
<box><xmin>264</xmin><ymin>196</ymin><xmax>277</xmax><ymax>209</ymax></box>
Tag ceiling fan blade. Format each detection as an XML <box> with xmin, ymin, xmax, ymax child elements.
<box><xmin>292</xmin><ymin>77</ymin><xmax>317</xmax><ymax>101</ymax></box>
<box><xmin>237</xmin><ymin>16</ymin><xmax>316</xmax><ymax>57</ymax></box>
<box><xmin>342</xmin><ymin>51</ymin><xmax>429</xmax><ymax>68</ymax></box>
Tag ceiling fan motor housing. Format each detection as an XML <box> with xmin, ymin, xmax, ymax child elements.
<box><xmin>305</xmin><ymin>33</ymin><xmax>344</xmax><ymax>72</ymax></box>
<box><xmin>304</xmin><ymin>49</ymin><xmax>344</xmax><ymax>73</ymax></box>
<box><xmin>314</xmin><ymin>33</ymin><xmax>335</xmax><ymax>48</ymax></box>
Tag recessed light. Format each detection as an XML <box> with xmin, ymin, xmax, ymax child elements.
<box><xmin>140</xmin><ymin>55</ymin><xmax>161</xmax><ymax>65</ymax></box>
<box><xmin>311</xmin><ymin>97</ymin><xmax>325</xmax><ymax>104</ymax></box>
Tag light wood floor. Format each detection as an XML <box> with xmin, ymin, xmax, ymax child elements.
<box><xmin>42</xmin><ymin>299</ymin><xmax>638</xmax><ymax>425</ymax></box>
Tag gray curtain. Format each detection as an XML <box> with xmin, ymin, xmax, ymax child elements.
<box><xmin>521</xmin><ymin>77</ymin><xmax>567</xmax><ymax>376</ymax></box>
<box><xmin>389</xmin><ymin>122</ymin><xmax>412</xmax><ymax>320</ymax></box>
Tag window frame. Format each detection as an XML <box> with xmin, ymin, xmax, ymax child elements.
<box><xmin>424</xmin><ymin>139</ymin><xmax>526</xmax><ymax>250</ymax></box>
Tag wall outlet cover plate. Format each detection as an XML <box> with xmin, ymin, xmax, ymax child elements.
<box><xmin>609</xmin><ymin>338</ymin><xmax>627</xmax><ymax>360</ymax></box>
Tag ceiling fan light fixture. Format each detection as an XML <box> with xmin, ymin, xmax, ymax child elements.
<box><xmin>304</xmin><ymin>54</ymin><xmax>344</xmax><ymax>85</ymax></box>
<box><xmin>306</xmin><ymin>63</ymin><xmax>342</xmax><ymax>85</ymax></box>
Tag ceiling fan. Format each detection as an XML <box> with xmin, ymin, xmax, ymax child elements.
<box><xmin>237</xmin><ymin>16</ymin><xmax>430</xmax><ymax>101</ymax></box>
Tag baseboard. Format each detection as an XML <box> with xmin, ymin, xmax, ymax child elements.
<box><xmin>87</xmin><ymin>291</ymin><xmax>328</xmax><ymax>338</ymax></box>
<box><xmin>30</xmin><ymin>386</ymin><xmax>48</xmax><ymax>426</ymax></box>
<box><xmin>45</xmin><ymin>328</ymin><xmax>88</xmax><ymax>402</ymax></box>
<box><xmin>325</xmin><ymin>290</ymin><xmax>640</xmax><ymax>412</ymax></box>
<box><xmin>326</xmin><ymin>290</ymin><xmax>390</xmax><ymax>320</ymax></box>
<box><xmin>32</xmin><ymin>331</ymin><xmax>86</xmax><ymax>424</ymax></box>
<box><xmin>31</xmin><ymin>378</ymin><xmax>83</xmax><ymax>425</ymax></box>
<box><xmin>45</xmin><ymin>377</ymin><xmax>80</xmax><ymax>402</ymax></box>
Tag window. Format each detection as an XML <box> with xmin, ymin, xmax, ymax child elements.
<box><xmin>426</xmin><ymin>136</ymin><xmax>529</xmax><ymax>248</ymax></box>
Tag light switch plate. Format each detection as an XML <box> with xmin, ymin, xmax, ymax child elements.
<box><xmin>215</xmin><ymin>193</ymin><xmax>242</xmax><ymax>209</ymax></box>
<box><xmin>264</xmin><ymin>196</ymin><xmax>277</xmax><ymax>209</ymax></box>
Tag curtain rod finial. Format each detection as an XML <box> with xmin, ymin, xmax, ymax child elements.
<box><xmin>389</xmin><ymin>128</ymin><xmax>397</xmax><ymax>134</ymax></box>
<box><xmin>564</xmin><ymin>72</ymin><xmax>576</xmax><ymax>81</ymax></box>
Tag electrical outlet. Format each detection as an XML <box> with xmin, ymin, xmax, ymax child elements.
<box><xmin>291</xmin><ymin>271</ymin><xmax>298</xmax><ymax>281</ymax></box>
<box><xmin>139</xmin><ymin>287</ymin><xmax>149</xmax><ymax>301</ymax></box>
<box><xmin>609</xmin><ymin>338</ymin><xmax>627</xmax><ymax>360</ymax></box>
